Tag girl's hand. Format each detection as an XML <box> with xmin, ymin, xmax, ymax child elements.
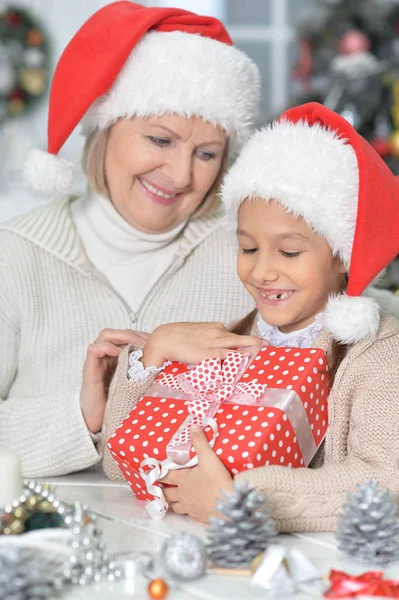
<box><xmin>80</xmin><ymin>328</ymin><xmax>149</xmax><ymax>433</ymax></box>
<box><xmin>142</xmin><ymin>322</ymin><xmax>265</xmax><ymax>368</ymax></box>
<box><xmin>161</xmin><ymin>425</ymin><xmax>234</xmax><ymax>523</ymax></box>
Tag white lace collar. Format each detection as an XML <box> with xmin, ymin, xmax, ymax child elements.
<box><xmin>257</xmin><ymin>313</ymin><xmax>324</xmax><ymax>348</ymax></box>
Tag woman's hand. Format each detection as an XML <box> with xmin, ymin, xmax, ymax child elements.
<box><xmin>142</xmin><ymin>322</ymin><xmax>265</xmax><ymax>368</ymax></box>
<box><xmin>80</xmin><ymin>328</ymin><xmax>149</xmax><ymax>433</ymax></box>
<box><xmin>161</xmin><ymin>425</ymin><xmax>234</xmax><ymax>523</ymax></box>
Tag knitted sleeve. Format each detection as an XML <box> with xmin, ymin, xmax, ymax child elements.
<box><xmin>0</xmin><ymin>310</ymin><xmax>100</xmax><ymax>478</ymax></box>
<box><xmin>101</xmin><ymin>344</ymin><xmax>157</xmax><ymax>480</ymax></box>
<box><xmin>235</xmin><ymin>330</ymin><xmax>399</xmax><ymax>533</ymax></box>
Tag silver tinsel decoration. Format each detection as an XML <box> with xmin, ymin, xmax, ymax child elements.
<box><xmin>0</xmin><ymin>546</ymin><xmax>61</xmax><ymax>600</ymax></box>
<box><xmin>61</xmin><ymin>500</ymin><xmax>118</xmax><ymax>586</ymax></box>
<box><xmin>207</xmin><ymin>482</ymin><xmax>277</xmax><ymax>568</ymax></box>
<box><xmin>336</xmin><ymin>480</ymin><xmax>399</xmax><ymax>565</ymax></box>
<box><xmin>1</xmin><ymin>481</ymin><xmax>119</xmax><ymax>589</ymax></box>
<box><xmin>160</xmin><ymin>533</ymin><xmax>207</xmax><ymax>581</ymax></box>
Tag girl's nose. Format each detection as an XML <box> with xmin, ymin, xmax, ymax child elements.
<box><xmin>252</xmin><ymin>257</ymin><xmax>279</xmax><ymax>284</ymax></box>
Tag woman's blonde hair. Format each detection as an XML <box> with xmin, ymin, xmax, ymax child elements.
<box><xmin>81</xmin><ymin>125</ymin><xmax>230</xmax><ymax>220</ymax></box>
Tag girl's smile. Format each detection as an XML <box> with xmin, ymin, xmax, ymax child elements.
<box><xmin>257</xmin><ymin>288</ymin><xmax>296</xmax><ymax>305</ymax></box>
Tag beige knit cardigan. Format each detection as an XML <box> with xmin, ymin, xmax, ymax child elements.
<box><xmin>102</xmin><ymin>315</ymin><xmax>399</xmax><ymax>533</ymax></box>
<box><xmin>0</xmin><ymin>197</ymin><xmax>254</xmax><ymax>477</ymax></box>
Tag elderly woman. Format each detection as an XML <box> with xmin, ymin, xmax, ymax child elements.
<box><xmin>0</xmin><ymin>2</ymin><xmax>261</xmax><ymax>477</ymax></box>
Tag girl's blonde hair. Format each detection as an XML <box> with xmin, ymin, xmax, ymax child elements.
<box><xmin>81</xmin><ymin>126</ymin><xmax>229</xmax><ymax>220</ymax></box>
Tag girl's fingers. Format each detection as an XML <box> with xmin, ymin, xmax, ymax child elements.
<box><xmin>95</xmin><ymin>328</ymin><xmax>149</xmax><ymax>346</ymax></box>
<box><xmin>222</xmin><ymin>334</ymin><xmax>266</xmax><ymax>348</ymax></box>
<box><xmin>163</xmin><ymin>486</ymin><xmax>181</xmax><ymax>503</ymax></box>
<box><xmin>87</xmin><ymin>341</ymin><xmax>122</xmax><ymax>359</ymax></box>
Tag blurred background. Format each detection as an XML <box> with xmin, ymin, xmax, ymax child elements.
<box><xmin>0</xmin><ymin>0</ymin><xmax>399</xmax><ymax>287</ymax></box>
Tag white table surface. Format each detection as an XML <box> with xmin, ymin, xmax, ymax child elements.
<box><xmin>39</xmin><ymin>467</ymin><xmax>399</xmax><ymax>599</ymax></box>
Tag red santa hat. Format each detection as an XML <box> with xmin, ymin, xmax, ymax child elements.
<box><xmin>24</xmin><ymin>1</ymin><xmax>260</xmax><ymax>196</ymax></box>
<box><xmin>222</xmin><ymin>102</ymin><xmax>399</xmax><ymax>344</ymax></box>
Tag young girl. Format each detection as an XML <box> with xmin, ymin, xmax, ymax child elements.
<box><xmin>101</xmin><ymin>102</ymin><xmax>399</xmax><ymax>532</ymax></box>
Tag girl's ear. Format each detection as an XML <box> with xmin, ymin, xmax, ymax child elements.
<box><xmin>333</xmin><ymin>255</ymin><xmax>347</xmax><ymax>275</ymax></box>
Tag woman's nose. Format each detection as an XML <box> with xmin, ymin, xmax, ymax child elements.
<box><xmin>164</xmin><ymin>151</ymin><xmax>193</xmax><ymax>190</ymax></box>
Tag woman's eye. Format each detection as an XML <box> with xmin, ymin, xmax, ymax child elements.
<box><xmin>281</xmin><ymin>251</ymin><xmax>301</xmax><ymax>258</ymax></box>
<box><xmin>241</xmin><ymin>247</ymin><xmax>258</xmax><ymax>254</ymax></box>
<box><xmin>147</xmin><ymin>136</ymin><xmax>171</xmax><ymax>147</ymax></box>
<box><xmin>196</xmin><ymin>149</ymin><xmax>216</xmax><ymax>161</ymax></box>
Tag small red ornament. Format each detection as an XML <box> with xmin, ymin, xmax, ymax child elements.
<box><xmin>9</xmin><ymin>89</ymin><xmax>24</xmax><ymax>101</ymax></box>
<box><xmin>5</xmin><ymin>11</ymin><xmax>23</xmax><ymax>26</ymax></box>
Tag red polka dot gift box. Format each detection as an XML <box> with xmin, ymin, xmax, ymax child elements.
<box><xmin>107</xmin><ymin>346</ymin><xmax>329</xmax><ymax>518</ymax></box>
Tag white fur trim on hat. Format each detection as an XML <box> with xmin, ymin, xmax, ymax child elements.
<box><xmin>324</xmin><ymin>294</ymin><xmax>380</xmax><ymax>344</ymax></box>
<box><xmin>24</xmin><ymin>148</ymin><xmax>75</xmax><ymax>196</ymax></box>
<box><xmin>83</xmin><ymin>31</ymin><xmax>261</xmax><ymax>153</ymax></box>
<box><xmin>221</xmin><ymin>120</ymin><xmax>359</xmax><ymax>267</ymax></box>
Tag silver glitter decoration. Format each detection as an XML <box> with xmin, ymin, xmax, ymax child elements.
<box><xmin>1</xmin><ymin>481</ymin><xmax>119</xmax><ymax>588</ymax></box>
<box><xmin>207</xmin><ymin>482</ymin><xmax>277</xmax><ymax>568</ymax></box>
<box><xmin>336</xmin><ymin>480</ymin><xmax>399</xmax><ymax>565</ymax></box>
<box><xmin>0</xmin><ymin>546</ymin><xmax>62</xmax><ymax>600</ymax></box>
<box><xmin>161</xmin><ymin>533</ymin><xmax>207</xmax><ymax>581</ymax></box>
<box><xmin>60</xmin><ymin>501</ymin><xmax>118</xmax><ymax>586</ymax></box>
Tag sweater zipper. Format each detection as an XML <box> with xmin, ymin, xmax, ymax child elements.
<box><xmin>132</xmin><ymin>257</ymin><xmax>185</xmax><ymax>327</ymax></box>
<box><xmin>85</xmin><ymin>256</ymin><xmax>184</xmax><ymax>328</ymax></box>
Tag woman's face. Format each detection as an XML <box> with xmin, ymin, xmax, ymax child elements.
<box><xmin>105</xmin><ymin>114</ymin><xmax>227</xmax><ymax>233</ymax></box>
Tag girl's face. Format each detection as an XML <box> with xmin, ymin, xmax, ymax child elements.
<box><xmin>105</xmin><ymin>114</ymin><xmax>227</xmax><ymax>233</ymax></box>
<box><xmin>237</xmin><ymin>198</ymin><xmax>346</xmax><ymax>333</ymax></box>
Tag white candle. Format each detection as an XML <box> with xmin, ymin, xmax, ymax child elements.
<box><xmin>0</xmin><ymin>450</ymin><xmax>22</xmax><ymax>508</ymax></box>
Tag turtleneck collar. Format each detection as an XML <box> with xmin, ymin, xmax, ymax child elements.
<box><xmin>72</xmin><ymin>189</ymin><xmax>187</xmax><ymax>262</ymax></box>
<box><xmin>257</xmin><ymin>312</ymin><xmax>325</xmax><ymax>348</ymax></box>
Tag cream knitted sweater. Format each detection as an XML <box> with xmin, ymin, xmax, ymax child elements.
<box><xmin>0</xmin><ymin>197</ymin><xmax>254</xmax><ymax>477</ymax></box>
<box><xmin>102</xmin><ymin>316</ymin><xmax>399</xmax><ymax>533</ymax></box>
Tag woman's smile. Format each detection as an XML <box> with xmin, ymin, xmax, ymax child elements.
<box><xmin>137</xmin><ymin>177</ymin><xmax>181</xmax><ymax>206</ymax></box>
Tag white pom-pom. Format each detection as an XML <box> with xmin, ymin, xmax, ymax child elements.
<box><xmin>23</xmin><ymin>148</ymin><xmax>75</xmax><ymax>196</ymax></box>
<box><xmin>324</xmin><ymin>294</ymin><xmax>380</xmax><ymax>344</ymax></box>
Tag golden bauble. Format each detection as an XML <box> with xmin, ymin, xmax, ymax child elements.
<box><xmin>10</xmin><ymin>519</ymin><xmax>24</xmax><ymax>534</ymax></box>
<box><xmin>390</xmin><ymin>131</ymin><xmax>399</xmax><ymax>158</ymax></box>
<box><xmin>27</xmin><ymin>495</ymin><xmax>39</xmax><ymax>509</ymax></box>
<box><xmin>8</xmin><ymin>98</ymin><xmax>24</xmax><ymax>116</ymax></box>
<box><xmin>148</xmin><ymin>579</ymin><xmax>169</xmax><ymax>599</ymax></box>
<box><xmin>20</xmin><ymin>67</ymin><xmax>46</xmax><ymax>96</ymax></box>
<box><xmin>39</xmin><ymin>500</ymin><xmax>56</xmax><ymax>513</ymax></box>
<box><xmin>13</xmin><ymin>506</ymin><xmax>27</xmax><ymax>520</ymax></box>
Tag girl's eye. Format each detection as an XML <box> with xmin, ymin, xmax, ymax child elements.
<box><xmin>241</xmin><ymin>247</ymin><xmax>258</xmax><ymax>254</ymax></box>
<box><xmin>196</xmin><ymin>149</ymin><xmax>216</xmax><ymax>161</ymax></box>
<box><xmin>281</xmin><ymin>251</ymin><xmax>301</xmax><ymax>258</ymax></box>
<box><xmin>147</xmin><ymin>136</ymin><xmax>171</xmax><ymax>147</ymax></box>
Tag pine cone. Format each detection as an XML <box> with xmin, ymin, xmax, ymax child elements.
<box><xmin>0</xmin><ymin>547</ymin><xmax>56</xmax><ymax>600</ymax></box>
<box><xmin>336</xmin><ymin>480</ymin><xmax>399</xmax><ymax>565</ymax></box>
<box><xmin>207</xmin><ymin>482</ymin><xmax>277</xmax><ymax>568</ymax></box>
